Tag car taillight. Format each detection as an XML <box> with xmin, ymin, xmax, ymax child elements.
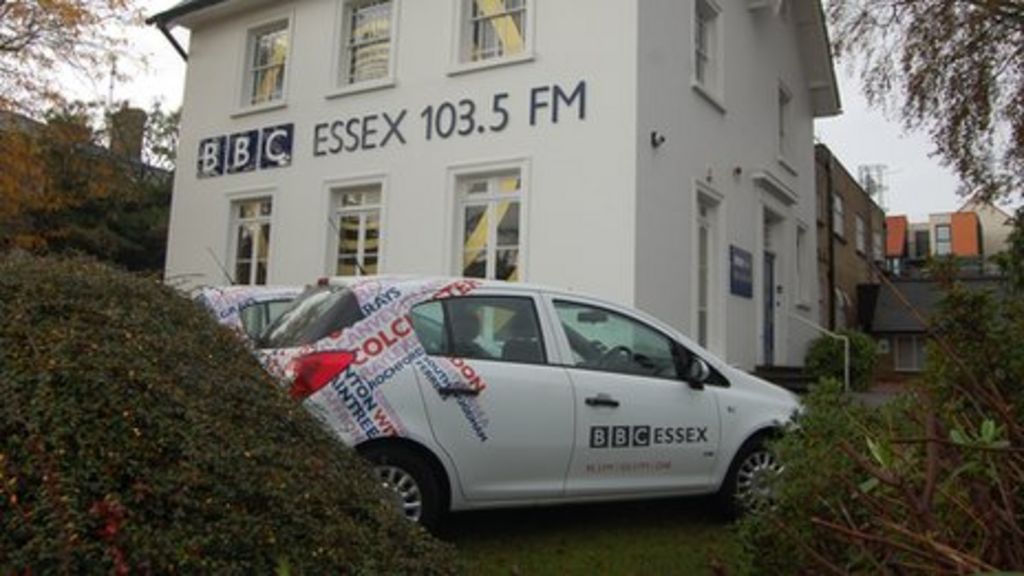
<box><xmin>289</xmin><ymin>351</ymin><xmax>355</xmax><ymax>400</ymax></box>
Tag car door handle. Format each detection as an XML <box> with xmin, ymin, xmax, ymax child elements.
<box><xmin>438</xmin><ymin>387</ymin><xmax>481</xmax><ymax>398</ymax></box>
<box><xmin>585</xmin><ymin>395</ymin><xmax>620</xmax><ymax>408</ymax></box>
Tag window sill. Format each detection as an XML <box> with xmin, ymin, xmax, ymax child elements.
<box><xmin>691</xmin><ymin>81</ymin><xmax>726</xmax><ymax>114</ymax></box>
<box><xmin>447</xmin><ymin>52</ymin><xmax>535</xmax><ymax>77</ymax></box>
<box><xmin>326</xmin><ymin>78</ymin><xmax>397</xmax><ymax>100</ymax></box>
<box><xmin>777</xmin><ymin>155</ymin><xmax>798</xmax><ymax>177</ymax></box>
<box><xmin>231</xmin><ymin>101</ymin><xmax>288</xmax><ymax>119</ymax></box>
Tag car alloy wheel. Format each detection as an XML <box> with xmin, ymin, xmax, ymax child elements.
<box><xmin>733</xmin><ymin>448</ymin><xmax>781</xmax><ymax>512</ymax></box>
<box><xmin>375</xmin><ymin>464</ymin><xmax>424</xmax><ymax>522</ymax></box>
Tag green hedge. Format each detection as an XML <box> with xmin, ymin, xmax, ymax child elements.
<box><xmin>804</xmin><ymin>329</ymin><xmax>878</xmax><ymax>391</ymax></box>
<box><xmin>0</xmin><ymin>255</ymin><xmax>456</xmax><ymax>574</ymax></box>
<box><xmin>737</xmin><ymin>243</ymin><xmax>1024</xmax><ymax>573</ymax></box>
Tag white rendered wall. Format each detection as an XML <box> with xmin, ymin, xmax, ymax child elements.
<box><xmin>165</xmin><ymin>0</ymin><xmax>828</xmax><ymax>369</ymax></box>
<box><xmin>166</xmin><ymin>0</ymin><xmax>640</xmax><ymax>304</ymax></box>
<box><xmin>634</xmin><ymin>1</ymin><xmax>821</xmax><ymax>369</ymax></box>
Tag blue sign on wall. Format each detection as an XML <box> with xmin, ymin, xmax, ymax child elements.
<box><xmin>198</xmin><ymin>123</ymin><xmax>293</xmax><ymax>179</ymax></box>
<box><xmin>730</xmin><ymin>246</ymin><xmax>754</xmax><ymax>299</ymax></box>
<box><xmin>226</xmin><ymin>130</ymin><xmax>259</xmax><ymax>174</ymax></box>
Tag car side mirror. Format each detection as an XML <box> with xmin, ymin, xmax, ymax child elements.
<box><xmin>684</xmin><ymin>357</ymin><xmax>711</xmax><ymax>390</ymax></box>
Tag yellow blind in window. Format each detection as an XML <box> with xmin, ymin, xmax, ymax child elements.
<box><xmin>474</xmin><ymin>0</ymin><xmax>524</xmax><ymax>54</ymax></box>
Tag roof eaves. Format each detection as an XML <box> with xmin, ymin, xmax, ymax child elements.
<box><xmin>145</xmin><ymin>0</ymin><xmax>228</xmax><ymax>26</ymax></box>
<box><xmin>816</xmin><ymin>0</ymin><xmax>842</xmax><ymax>116</ymax></box>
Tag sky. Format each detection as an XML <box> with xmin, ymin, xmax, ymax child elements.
<box><xmin>814</xmin><ymin>68</ymin><xmax>966</xmax><ymax>221</ymax></box>
<box><xmin>71</xmin><ymin>1</ymin><xmax>995</xmax><ymax>222</ymax></box>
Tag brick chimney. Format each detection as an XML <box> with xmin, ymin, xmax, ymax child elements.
<box><xmin>109</xmin><ymin>107</ymin><xmax>147</xmax><ymax>161</ymax></box>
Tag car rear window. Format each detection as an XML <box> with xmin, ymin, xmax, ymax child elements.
<box><xmin>258</xmin><ymin>286</ymin><xmax>364</xmax><ymax>349</ymax></box>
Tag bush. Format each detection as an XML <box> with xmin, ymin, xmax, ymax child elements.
<box><xmin>804</xmin><ymin>329</ymin><xmax>877</xmax><ymax>391</ymax></box>
<box><xmin>733</xmin><ymin>381</ymin><xmax>906</xmax><ymax>574</ymax></box>
<box><xmin>0</xmin><ymin>255</ymin><xmax>457</xmax><ymax>574</ymax></box>
<box><xmin>736</xmin><ymin>214</ymin><xmax>1024</xmax><ymax>574</ymax></box>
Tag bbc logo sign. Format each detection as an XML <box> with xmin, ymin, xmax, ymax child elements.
<box><xmin>589</xmin><ymin>425</ymin><xmax>709</xmax><ymax>449</ymax></box>
<box><xmin>590</xmin><ymin>426</ymin><xmax>651</xmax><ymax>449</ymax></box>
<box><xmin>197</xmin><ymin>124</ymin><xmax>293</xmax><ymax>179</ymax></box>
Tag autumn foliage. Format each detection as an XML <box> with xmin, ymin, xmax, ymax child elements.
<box><xmin>0</xmin><ymin>1</ymin><xmax>140</xmax><ymax>113</ymax></box>
<box><xmin>828</xmin><ymin>0</ymin><xmax>1024</xmax><ymax>199</ymax></box>
<box><xmin>0</xmin><ymin>105</ymin><xmax>171</xmax><ymax>271</ymax></box>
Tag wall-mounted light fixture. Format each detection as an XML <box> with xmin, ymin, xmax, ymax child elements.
<box><xmin>650</xmin><ymin>131</ymin><xmax>666</xmax><ymax>149</ymax></box>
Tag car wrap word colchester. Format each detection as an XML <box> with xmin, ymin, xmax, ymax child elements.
<box><xmin>260</xmin><ymin>278</ymin><xmax>492</xmax><ymax>444</ymax></box>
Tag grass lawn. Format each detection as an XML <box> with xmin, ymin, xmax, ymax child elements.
<box><xmin>443</xmin><ymin>496</ymin><xmax>740</xmax><ymax>575</ymax></box>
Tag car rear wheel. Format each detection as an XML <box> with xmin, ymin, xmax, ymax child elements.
<box><xmin>719</xmin><ymin>436</ymin><xmax>782</xmax><ymax>518</ymax></box>
<box><xmin>362</xmin><ymin>445</ymin><xmax>443</xmax><ymax>530</ymax></box>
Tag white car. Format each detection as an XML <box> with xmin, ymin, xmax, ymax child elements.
<box><xmin>258</xmin><ymin>277</ymin><xmax>798</xmax><ymax>528</ymax></box>
<box><xmin>195</xmin><ymin>285</ymin><xmax>303</xmax><ymax>341</ymax></box>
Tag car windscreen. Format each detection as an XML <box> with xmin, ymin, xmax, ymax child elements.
<box><xmin>257</xmin><ymin>286</ymin><xmax>365</xmax><ymax>349</ymax></box>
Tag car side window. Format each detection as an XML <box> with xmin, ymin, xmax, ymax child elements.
<box><xmin>410</xmin><ymin>301</ymin><xmax>448</xmax><ymax>355</ymax></box>
<box><xmin>239</xmin><ymin>303</ymin><xmax>269</xmax><ymax>338</ymax></box>
<box><xmin>240</xmin><ymin>300</ymin><xmax>293</xmax><ymax>339</ymax></box>
<box><xmin>554</xmin><ymin>300</ymin><xmax>681</xmax><ymax>379</ymax></box>
<box><xmin>411</xmin><ymin>297</ymin><xmax>546</xmax><ymax>365</ymax></box>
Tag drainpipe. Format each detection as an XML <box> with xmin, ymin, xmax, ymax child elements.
<box><xmin>158</xmin><ymin>23</ymin><xmax>189</xmax><ymax>62</ymax></box>
<box><xmin>824</xmin><ymin>149</ymin><xmax>837</xmax><ymax>331</ymax></box>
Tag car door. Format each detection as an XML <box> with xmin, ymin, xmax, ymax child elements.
<box><xmin>411</xmin><ymin>291</ymin><xmax>575</xmax><ymax>502</ymax></box>
<box><xmin>547</xmin><ymin>297</ymin><xmax>722</xmax><ymax>496</ymax></box>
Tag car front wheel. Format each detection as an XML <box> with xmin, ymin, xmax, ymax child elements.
<box><xmin>719</xmin><ymin>436</ymin><xmax>782</xmax><ymax>517</ymax></box>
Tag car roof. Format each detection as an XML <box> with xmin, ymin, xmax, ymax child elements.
<box><xmin>323</xmin><ymin>275</ymin><xmax>706</xmax><ymax>362</ymax></box>
<box><xmin>324</xmin><ymin>275</ymin><xmax>605</xmax><ymax>302</ymax></box>
<box><xmin>199</xmin><ymin>285</ymin><xmax>304</xmax><ymax>295</ymax></box>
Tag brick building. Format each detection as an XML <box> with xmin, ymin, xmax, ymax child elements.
<box><xmin>814</xmin><ymin>144</ymin><xmax>886</xmax><ymax>331</ymax></box>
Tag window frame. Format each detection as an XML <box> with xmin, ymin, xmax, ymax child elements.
<box><xmin>412</xmin><ymin>295</ymin><xmax>548</xmax><ymax>366</ymax></box>
<box><xmin>228</xmin><ymin>196</ymin><xmax>274</xmax><ymax>286</ymax></box>
<box><xmin>331</xmin><ymin>184</ymin><xmax>385</xmax><ymax>277</ymax></box>
<box><xmin>450</xmin><ymin>0</ymin><xmax>535</xmax><ymax>75</ymax></box>
<box><xmin>855</xmin><ymin>214</ymin><xmax>867</xmax><ymax>255</ymax></box>
<box><xmin>696</xmin><ymin>203</ymin><xmax>712</xmax><ymax>348</ymax></box>
<box><xmin>777</xmin><ymin>82</ymin><xmax>796</xmax><ymax>173</ymax></box>
<box><xmin>694</xmin><ymin>182</ymin><xmax>724</xmax><ymax>353</ymax></box>
<box><xmin>832</xmin><ymin>193</ymin><xmax>845</xmax><ymax>239</ymax></box>
<box><xmin>449</xmin><ymin>161</ymin><xmax>528</xmax><ymax>282</ymax></box>
<box><xmin>691</xmin><ymin>0</ymin><xmax>724</xmax><ymax>112</ymax></box>
<box><xmin>913</xmin><ymin>229</ymin><xmax>931</xmax><ymax>259</ymax></box>
<box><xmin>796</xmin><ymin>223</ymin><xmax>812</xmax><ymax>308</ymax></box>
<box><xmin>894</xmin><ymin>335</ymin><xmax>927</xmax><ymax>372</ymax></box>
<box><xmin>237</xmin><ymin>13</ymin><xmax>295</xmax><ymax>115</ymax></box>
<box><xmin>935</xmin><ymin>224</ymin><xmax>952</xmax><ymax>256</ymax></box>
<box><xmin>330</xmin><ymin>0</ymin><xmax>400</xmax><ymax>98</ymax></box>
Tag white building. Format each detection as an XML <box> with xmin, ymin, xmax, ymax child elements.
<box><xmin>152</xmin><ymin>0</ymin><xmax>840</xmax><ymax>369</ymax></box>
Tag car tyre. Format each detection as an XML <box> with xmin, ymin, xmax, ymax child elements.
<box><xmin>362</xmin><ymin>445</ymin><xmax>444</xmax><ymax>531</ymax></box>
<box><xmin>718</xmin><ymin>435</ymin><xmax>781</xmax><ymax>518</ymax></box>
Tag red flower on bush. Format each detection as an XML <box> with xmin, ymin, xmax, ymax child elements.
<box><xmin>89</xmin><ymin>498</ymin><xmax>129</xmax><ymax>575</ymax></box>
